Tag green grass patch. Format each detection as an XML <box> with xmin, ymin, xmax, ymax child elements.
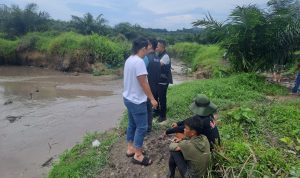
<box><xmin>47</xmin><ymin>131</ymin><xmax>118</xmax><ymax>178</ymax></box>
<box><xmin>169</xmin><ymin>42</ymin><xmax>226</xmax><ymax>77</ymax></box>
<box><xmin>0</xmin><ymin>38</ymin><xmax>19</xmax><ymax>60</ymax></box>
<box><xmin>167</xmin><ymin>73</ymin><xmax>287</xmax><ymax>120</ymax></box>
<box><xmin>167</xmin><ymin>73</ymin><xmax>299</xmax><ymax>177</ymax></box>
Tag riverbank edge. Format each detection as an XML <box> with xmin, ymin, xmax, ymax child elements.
<box><xmin>48</xmin><ymin>73</ymin><xmax>300</xmax><ymax>178</ymax></box>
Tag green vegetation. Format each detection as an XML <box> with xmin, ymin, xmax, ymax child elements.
<box><xmin>47</xmin><ymin>74</ymin><xmax>300</xmax><ymax>177</ymax></box>
<box><xmin>0</xmin><ymin>38</ymin><xmax>19</xmax><ymax>63</ymax></box>
<box><xmin>167</xmin><ymin>73</ymin><xmax>300</xmax><ymax>177</ymax></box>
<box><xmin>0</xmin><ymin>31</ymin><xmax>129</xmax><ymax>70</ymax></box>
<box><xmin>169</xmin><ymin>42</ymin><xmax>226</xmax><ymax>76</ymax></box>
<box><xmin>47</xmin><ymin>131</ymin><xmax>118</xmax><ymax>178</ymax></box>
<box><xmin>193</xmin><ymin>0</ymin><xmax>300</xmax><ymax>72</ymax></box>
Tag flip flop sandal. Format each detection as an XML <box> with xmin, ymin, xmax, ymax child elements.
<box><xmin>131</xmin><ymin>156</ymin><xmax>152</xmax><ymax>166</ymax></box>
<box><xmin>126</xmin><ymin>150</ymin><xmax>146</xmax><ymax>157</ymax></box>
<box><xmin>126</xmin><ymin>152</ymin><xmax>135</xmax><ymax>157</ymax></box>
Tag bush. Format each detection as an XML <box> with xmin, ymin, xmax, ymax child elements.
<box><xmin>169</xmin><ymin>42</ymin><xmax>200</xmax><ymax>64</ymax></box>
<box><xmin>0</xmin><ymin>38</ymin><xmax>19</xmax><ymax>63</ymax></box>
<box><xmin>169</xmin><ymin>42</ymin><xmax>226</xmax><ymax>77</ymax></box>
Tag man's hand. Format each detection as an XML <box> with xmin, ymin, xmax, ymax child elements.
<box><xmin>171</xmin><ymin>123</ymin><xmax>178</xmax><ymax>128</ymax></box>
<box><xmin>150</xmin><ymin>99</ymin><xmax>158</xmax><ymax>109</ymax></box>
<box><xmin>171</xmin><ymin>137</ymin><xmax>182</xmax><ymax>143</ymax></box>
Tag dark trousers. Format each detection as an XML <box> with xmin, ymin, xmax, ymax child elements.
<box><xmin>168</xmin><ymin>151</ymin><xmax>187</xmax><ymax>178</ymax></box>
<box><xmin>292</xmin><ymin>72</ymin><xmax>300</xmax><ymax>93</ymax></box>
<box><xmin>150</xmin><ymin>83</ymin><xmax>160</xmax><ymax>116</ymax></box>
<box><xmin>146</xmin><ymin>99</ymin><xmax>153</xmax><ymax>132</ymax></box>
<box><xmin>158</xmin><ymin>84</ymin><xmax>169</xmax><ymax>119</ymax></box>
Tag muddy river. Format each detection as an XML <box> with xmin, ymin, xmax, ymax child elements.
<box><xmin>0</xmin><ymin>61</ymin><xmax>191</xmax><ymax>178</ymax></box>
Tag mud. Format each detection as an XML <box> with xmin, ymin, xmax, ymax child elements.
<box><xmin>99</xmin><ymin>131</ymin><xmax>175</xmax><ymax>178</ymax></box>
<box><xmin>0</xmin><ymin>66</ymin><xmax>125</xmax><ymax>178</ymax></box>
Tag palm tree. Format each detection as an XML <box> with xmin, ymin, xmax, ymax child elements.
<box><xmin>71</xmin><ymin>13</ymin><xmax>107</xmax><ymax>35</ymax></box>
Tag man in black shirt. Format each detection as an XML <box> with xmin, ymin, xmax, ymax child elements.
<box><xmin>144</xmin><ymin>39</ymin><xmax>161</xmax><ymax>131</ymax></box>
<box><xmin>156</xmin><ymin>40</ymin><xmax>173</xmax><ymax>122</ymax></box>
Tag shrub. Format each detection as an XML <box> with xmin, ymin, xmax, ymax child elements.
<box><xmin>169</xmin><ymin>42</ymin><xmax>226</xmax><ymax>77</ymax></box>
<box><xmin>0</xmin><ymin>38</ymin><xmax>18</xmax><ymax>63</ymax></box>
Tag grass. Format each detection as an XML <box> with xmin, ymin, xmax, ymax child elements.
<box><xmin>169</xmin><ymin>42</ymin><xmax>226</xmax><ymax>77</ymax></box>
<box><xmin>0</xmin><ymin>31</ymin><xmax>130</xmax><ymax>68</ymax></box>
<box><xmin>47</xmin><ymin>73</ymin><xmax>300</xmax><ymax>177</ymax></box>
<box><xmin>0</xmin><ymin>38</ymin><xmax>19</xmax><ymax>60</ymax></box>
<box><xmin>47</xmin><ymin>131</ymin><xmax>119</xmax><ymax>178</ymax></box>
<box><xmin>166</xmin><ymin>73</ymin><xmax>300</xmax><ymax>177</ymax></box>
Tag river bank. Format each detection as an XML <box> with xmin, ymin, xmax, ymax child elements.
<box><xmin>0</xmin><ymin>58</ymin><xmax>192</xmax><ymax>178</ymax></box>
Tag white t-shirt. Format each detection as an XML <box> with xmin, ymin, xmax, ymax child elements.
<box><xmin>160</xmin><ymin>54</ymin><xmax>170</xmax><ymax>65</ymax></box>
<box><xmin>159</xmin><ymin>53</ymin><xmax>171</xmax><ymax>85</ymax></box>
<box><xmin>123</xmin><ymin>55</ymin><xmax>148</xmax><ymax>104</ymax></box>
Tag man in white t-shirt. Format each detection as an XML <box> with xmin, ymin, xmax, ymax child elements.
<box><xmin>123</xmin><ymin>37</ymin><xmax>158</xmax><ymax>166</ymax></box>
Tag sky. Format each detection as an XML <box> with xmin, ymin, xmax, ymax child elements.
<box><xmin>1</xmin><ymin>0</ymin><xmax>268</xmax><ymax>30</ymax></box>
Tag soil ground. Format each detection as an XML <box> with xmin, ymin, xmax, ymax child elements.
<box><xmin>99</xmin><ymin>130</ymin><xmax>173</xmax><ymax>178</ymax></box>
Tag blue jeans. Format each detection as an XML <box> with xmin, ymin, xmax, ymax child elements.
<box><xmin>124</xmin><ymin>98</ymin><xmax>148</xmax><ymax>149</ymax></box>
<box><xmin>292</xmin><ymin>72</ymin><xmax>300</xmax><ymax>93</ymax></box>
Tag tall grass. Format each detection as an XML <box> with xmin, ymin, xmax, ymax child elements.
<box><xmin>169</xmin><ymin>42</ymin><xmax>226</xmax><ymax>77</ymax></box>
<box><xmin>0</xmin><ymin>31</ymin><xmax>130</xmax><ymax>68</ymax></box>
<box><xmin>0</xmin><ymin>38</ymin><xmax>19</xmax><ymax>63</ymax></box>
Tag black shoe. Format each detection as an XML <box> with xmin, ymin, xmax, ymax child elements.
<box><xmin>158</xmin><ymin>117</ymin><xmax>166</xmax><ymax>123</ymax></box>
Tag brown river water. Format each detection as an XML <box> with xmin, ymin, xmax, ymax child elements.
<box><xmin>0</xmin><ymin>61</ymin><xmax>191</xmax><ymax>178</ymax></box>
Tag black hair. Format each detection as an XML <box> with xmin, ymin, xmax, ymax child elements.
<box><xmin>149</xmin><ymin>38</ymin><xmax>158</xmax><ymax>50</ymax></box>
<box><xmin>132</xmin><ymin>37</ymin><xmax>149</xmax><ymax>54</ymax></box>
<box><xmin>184</xmin><ymin>117</ymin><xmax>204</xmax><ymax>136</ymax></box>
<box><xmin>157</xmin><ymin>39</ymin><xmax>167</xmax><ymax>48</ymax></box>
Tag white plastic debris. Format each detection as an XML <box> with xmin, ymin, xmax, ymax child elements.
<box><xmin>92</xmin><ymin>139</ymin><xmax>101</xmax><ymax>147</ymax></box>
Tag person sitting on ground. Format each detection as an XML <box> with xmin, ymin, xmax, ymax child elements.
<box><xmin>168</xmin><ymin>117</ymin><xmax>211</xmax><ymax>178</ymax></box>
<box><xmin>292</xmin><ymin>63</ymin><xmax>300</xmax><ymax>94</ymax></box>
<box><xmin>165</xmin><ymin>94</ymin><xmax>220</xmax><ymax>149</ymax></box>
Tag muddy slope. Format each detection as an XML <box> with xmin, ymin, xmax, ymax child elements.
<box><xmin>99</xmin><ymin>131</ymin><xmax>172</xmax><ymax>178</ymax></box>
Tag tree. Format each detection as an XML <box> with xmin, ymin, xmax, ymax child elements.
<box><xmin>70</xmin><ymin>13</ymin><xmax>108</xmax><ymax>35</ymax></box>
<box><xmin>193</xmin><ymin>0</ymin><xmax>300</xmax><ymax>72</ymax></box>
<box><xmin>192</xmin><ymin>12</ymin><xmax>227</xmax><ymax>43</ymax></box>
<box><xmin>0</xmin><ymin>3</ymin><xmax>50</xmax><ymax>37</ymax></box>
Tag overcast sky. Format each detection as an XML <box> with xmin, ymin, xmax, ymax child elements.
<box><xmin>1</xmin><ymin>0</ymin><xmax>268</xmax><ymax>30</ymax></box>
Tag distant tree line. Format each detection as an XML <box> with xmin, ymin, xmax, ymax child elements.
<box><xmin>193</xmin><ymin>0</ymin><xmax>300</xmax><ymax>72</ymax></box>
<box><xmin>0</xmin><ymin>3</ymin><xmax>199</xmax><ymax>44</ymax></box>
